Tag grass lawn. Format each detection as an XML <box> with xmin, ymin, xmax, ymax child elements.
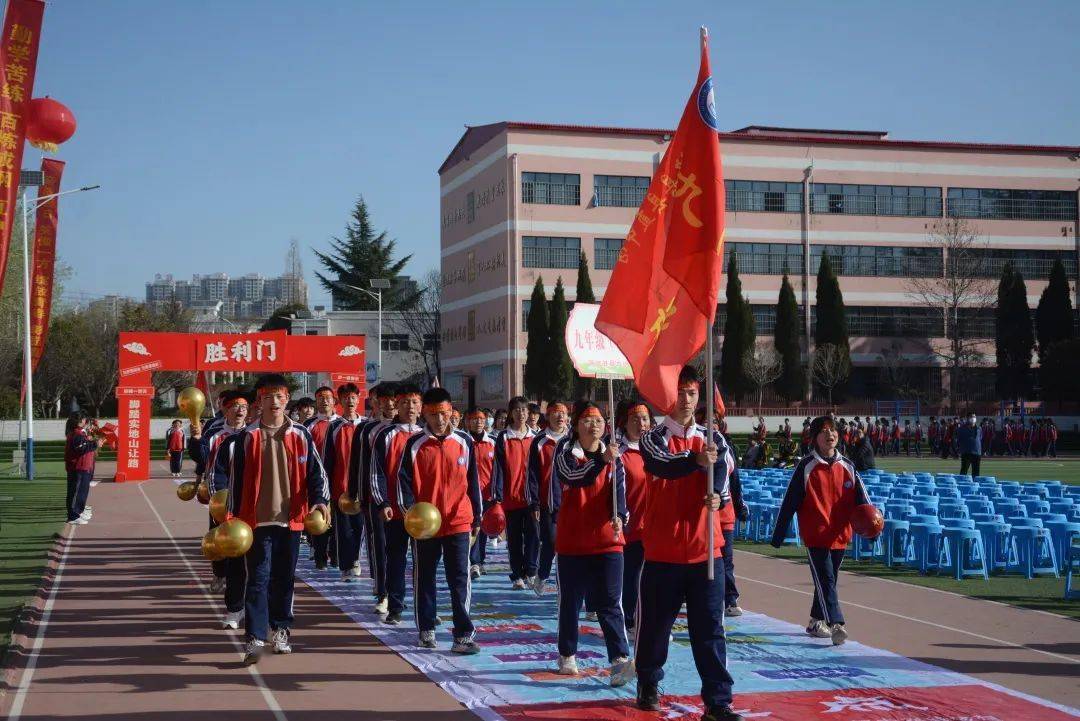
<box><xmin>736</xmin><ymin>541</ymin><xmax>1078</xmax><ymax>620</ymax></box>
<box><xmin>875</xmin><ymin>456</ymin><xmax>1080</xmax><ymax>484</ymax></box>
<box><xmin>0</xmin><ymin>461</ymin><xmax>69</xmax><ymax>664</ymax></box>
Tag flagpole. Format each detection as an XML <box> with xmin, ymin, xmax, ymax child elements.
<box><xmin>698</xmin><ymin>25</ymin><xmax>716</xmax><ymax>581</ymax></box>
<box><xmin>608</xmin><ymin>378</ymin><xmax>618</xmax><ymax>535</ymax></box>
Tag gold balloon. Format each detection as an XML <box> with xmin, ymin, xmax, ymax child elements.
<box><xmin>304</xmin><ymin>507</ymin><xmax>330</xmax><ymax>535</ymax></box>
<box><xmin>404</xmin><ymin>502</ymin><xmax>442</xmax><ymax>540</ymax></box>
<box><xmin>209</xmin><ymin>490</ymin><xmax>229</xmax><ymax>524</ymax></box>
<box><xmin>176</xmin><ymin>481</ymin><xmax>197</xmax><ymax>502</ymax></box>
<box><xmin>201</xmin><ymin>531</ymin><xmax>223</xmax><ymax>561</ymax></box>
<box><xmin>214</xmin><ymin>519</ymin><xmax>254</xmax><ymax>557</ymax></box>
<box><xmin>196</xmin><ymin>482</ymin><xmax>211</xmax><ymax>505</ymax></box>
<box><xmin>178</xmin><ymin>386</ymin><xmax>207</xmax><ymax>432</ymax></box>
<box><xmin>338</xmin><ymin>493</ymin><xmax>362</xmax><ymax>516</ymax></box>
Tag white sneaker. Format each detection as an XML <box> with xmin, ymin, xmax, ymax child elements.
<box><xmin>271</xmin><ymin>628</ymin><xmax>291</xmax><ymax>654</ymax></box>
<box><xmin>584</xmin><ymin>611</ymin><xmax>598</xmax><ymax>622</ymax></box>
<box><xmin>530</xmin><ymin>576</ymin><xmax>547</xmax><ymax>597</ymax></box>
<box><xmin>512</xmin><ymin>578</ymin><xmax>527</xmax><ymax>590</ymax></box>
<box><xmin>556</xmin><ymin>654</ymin><xmax>579</xmax><ymax>675</ymax></box>
<box><xmin>609</xmin><ymin>656</ymin><xmax>635</xmax><ymax>687</ymax></box>
<box><xmin>373</xmin><ymin>596</ymin><xmax>388</xmax><ymax>614</ymax></box>
<box><xmin>451</xmin><ymin>637</ymin><xmax>480</xmax><ymax>655</ymax></box>
<box><xmin>209</xmin><ymin>578</ymin><xmax>226</xmax><ymax>594</ymax></box>
<box><xmin>725</xmin><ymin>605</ymin><xmax>743</xmax><ymax>617</ymax></box>
<box><xmin>84</xmin><ymin>505</ymin><xmax>93</xmax><ymax>512</ymax></box>
<box><xmin>830</xmin><ymin>623</ymin><xmax>848</xmax><ymax>646</ymax></box>
<box><xmin>79</xmin><ymin>511</ymin><xmax>92</xmax><ymax>520</ymax></box>
<box><xmin>806</xmin><ymin>619</ymin><xmax>831</xmax><ymax>638</ymax></box>
<box><xmin>470</xmin><ymin>564</ymin><xmax>481</xmax><ymax>580</ymax></box>
<box><xmin>419</xmin><ymin>630</ymin><xmax>437</xmax><ymax>648</ymax></box>
<box><xmin>350</xmin><ymin>565</ymin><xmax>363</xmax><ymax>578</ymax></box>
<box><xmin>243</xmin><ymin>638</ymin><xmax>264</xmax><ymax>665</ymax></box>
<box><xmin>221</xmin><ymin>610</ymin><xmax>243</xmax><ymax>630</ymax></box>
<box><xmin>341</xmin><ymin>571</ymin><xmax>354</xmax><ymax>583</ymax></box>
<box><xmin>68</xmin><ymin>517</ymin><xmax>89</xmax><ymax>525</ymax></box>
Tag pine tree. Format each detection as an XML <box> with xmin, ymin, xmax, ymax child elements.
<box><xmin>314</xmin><ymin>196</ymin><xmax>418</xmax><ymax>311</ymax></box>
<box><xmin>994</xmin><ymin>262</ymin><xmax>1014</xmax><ymax>398</ymax></box>
<box><xmin>547</xmin><ymin>278</ymin><xmax>575</xmax><ymax>401</ymax></box>
<box><xmin>814</xmin><ymin>254</ymin><xmax>851</xmax><ymax>399</ymax></box>
<box><xmin>523</xmin><ymin>277</ymin><xmax>550</xmax><ymax>401</ymax></box>
<box><xmin>1035</xmin><ymin>258</ymin><xmax>1074</xmax><ymax>365</ymax></box>
<box><xmin>996</xmin><ymin>265</ymin><xmax>1034</xmax><ymax>399</ymax></box>
<box><xmin>574</xmin><ymin>251</ymin><xmax>596</xmax><ymax>399</ymax></box>
<box><xmin>774</xmin><ymin>273</ymin><xmax>806</xmax><ymax>402</ymax></box>
<box><xmin>720</xmin><ymin>257</ymin><xmax>751</xmax><ymax>400</ymax></box>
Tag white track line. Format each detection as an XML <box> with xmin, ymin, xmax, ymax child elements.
<box><xmin>139</xmin><ymin>483</ymin><xmax>288</xmax><ymax>721</ymax></box>
<box><xmin>7</xmin><ymin>527</ymin><xmax>76</xmax><ymax>721</ymax></box>
<box><xmin>735</xmin><ymin>572</ymin><xmax>1079</xmax><ymax>665</ymax></box>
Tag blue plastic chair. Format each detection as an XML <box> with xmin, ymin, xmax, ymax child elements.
<box><xmin>908</xmin><ymin>522</ymin><xmax>948</xmax><ymax>574</ymax></box>
<box><xmin>1022</xmin><ymin>499</ymin><xmax>1050</xmax><ymax>516</ymax></box>
<box><xmin>939</xmin><ymin>503</ymin><xmax>970</xmax><ymax>521</ymax></box>
<box><xmin>1044</xmin><ymin>521</ymin><xmax>1080</xmax><ymax>573</ymax></box>
<box><xmin>883</xmin><ymin>519</ymin><xmax>910</xmax><ymax>567</ymax></box>
<box><xmin>975</xmin><ymin>520</ymin><xmax>1013</xmax><ymax>571</ymax></box>
<box><xmin>940</xmin><ymin>527</ymin><xmax>989</xmax><ymax>580</ymax></box>
<box><xmin>1008</xmin><ymin>526</ymin><xmax>1059</xmax><ymax>578</ymax></box>
<box><xmin>1065</xmin><ymin>544</ymin><xmax>1080</xmax><ymax>600</ymax></box>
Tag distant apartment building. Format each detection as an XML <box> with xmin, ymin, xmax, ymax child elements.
<box><xmin>145</xmin><ymin>271</ymin><xmax>309</xmax><ymax>319</ymax></box>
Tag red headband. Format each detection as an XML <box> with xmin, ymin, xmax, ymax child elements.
<box><xmin>628</xmin><ymin>404</ymin><xmax>650</xmax><ymax>416</ymax></box>
<box><xmin>257</xmin><ymin>386</ymin><xmax>289</xmax><ymax>400</ymax></box>
<box><xmin>423</xmin><ymin>401</ymin><xmax>453</xmax><ymax>414</ymax></box>
<box><xmin>223</xmin><ymin>398</ymin><xmax>248</xmax><ymax>409</ymax></box>
<box><xmin>547</xmin><ymin>403</ymin><xmax>568</xmax><ymax>415</ymax></box>
<box><xmin>396</xmin><ymin>393</ymin><xmax>421</xmax><ymax>401</ymax></box>
<box><xmin>579</xmin><ymin>406</ymin><xmax>604</xmax><ymax>420</ymax></box>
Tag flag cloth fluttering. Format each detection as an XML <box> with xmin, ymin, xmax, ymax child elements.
<box><xmin>595</xmin><ymin>30</ymin><xmax>726</xmax><ymax>412</ymax></box>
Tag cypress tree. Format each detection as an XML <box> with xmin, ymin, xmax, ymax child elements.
<box><xmin>814</xmin><ymin>254</ymin><xmax>851</xmax><ymax>397</ymax></box>
<box><xmin>996</xmin><ymin>266</ymin><xmax>1034</xmax><ymax>399</ymax></box>
<box><xmin>547</xmin><ymin>278</ymin><xmax>575</xmax><ymax>401</ymax></box>
<box><xmin>774</xmin><ymin>273</ymin><xmax>806</xmax><ymax>402</ymax></box>
<box><xmin>523</xmin><ymin>277</ymin><xmax>550</xmax><ymax>401</ymax></box>
<box><xmin>1035</xmin><ymin>258</ymin><xmax>1074</xmax><ymax>365</ymax></box>
<box><xmin>994</xmin><ymin>262</ymin><xmax>1014</xmax><ymax>399</ymax></box>
<box><xmin>574</xmin><ymin>251</ymin><xmax>595</xmax><ymax>399</ymax></box>
<box><xmin>720</xmin><ymin>256</ymin><xmax>749</xmax><ymax>400</ymax></box>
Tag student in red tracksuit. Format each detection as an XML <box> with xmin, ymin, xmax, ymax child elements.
<box><xmin>635</xmin><ymin>366</ymin><xmax>739</xmax><ymax>721</ymax></box>
<box><xmin>166</xmin><ymin>420</ymin><xmax>186</xmax><ymax>477</ymax></box>
<box><xmin>549</xmin><ymin>401</ymin><xmax>633</xmax><ymax>685</ymax></box>
<box><xmin>304</xmin><ymin>386</ymin><xmax>339</xmax><ymax>570</ymax></box>
<box><xmin>228</xmin><ymin>374</ymin><xmax>331</xmax><ymax>664</ymax></box>
<box><xmin>616</xmin><ymin>399</ymin><xmax>651</xmax><ymax>640</ymax></box>
<box><xmin>494</xmin><ymin>396</ymin><xmax>537</xmax><ymax>589</ymax></box>
<box><xmin>348</xmin><ymin>382</ymin><xmax>398</xmax><ymax>614</ymax></box>
<box><xmin>65</xmin><ymin>413</ymin><xmax>100</xmax><ymax>525</ymax></box>
<box><xmin>771</xmin><ymin>415</ymin><xmax>870</xmax><ymax>647</ymax></box>
<box><xmin>398</xmin><ymin>387</ymin><xmax>483</xmax><ymax>653</ymax></box>
<box><xmin>467</xmin><ymin>408</ymin><xmax>501</xmax><ymax>578</ymax></box>
<box><xmin>527</xmin><ymin>401</ymin><xmax>569</xmax><ymax>595</ymax></box>
<box><xmin>371</xmin><ymin>384</ymin><xmax>424</xmax><ymax>625</ymax></box>
<box><xmin>323</xmin><ymin>383</ymin><xmax>367</xmax><ymax>583</ymax></box>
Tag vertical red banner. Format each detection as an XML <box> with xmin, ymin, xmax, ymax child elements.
<box><xmin>28</xmin><ymin>156</ymin><xmax>61</xmax><ymax>371</ymax></box>
<box><xmin>115</xmin><ymin>386</ymin><xmax>154</xmax><ymax>482</ymax></box>
<box><xmin>0</xmin><ymin>0</ymin><xmax>45</xmax><ymax>295</ymax></box>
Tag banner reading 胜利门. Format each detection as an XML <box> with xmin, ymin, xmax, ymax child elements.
<box><xmin>0</xmin><ymin>0</ymin><xmax>45</xmax><ymax>297</ymax></box>
<box><xmin>28</xmin><ymin>157</ymin><xmax>62</xmax><ymax>372</ymax></box>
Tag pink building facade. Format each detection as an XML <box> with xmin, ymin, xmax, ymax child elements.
<box><xmin>438</xmin><ymin>122</ymin><xmax>1079</xmax><ymax>408</ymax></box>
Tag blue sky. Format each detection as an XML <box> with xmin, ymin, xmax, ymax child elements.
<box><xmin>27</xmin><ymin>0</ymin><xmax>1079</xmax><ymax>308</ymax></box>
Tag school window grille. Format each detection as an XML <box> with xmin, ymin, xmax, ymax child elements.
<box><xmin>946</xmin><ymin>188</ymin><xmax>1076</xmax><ymax>221</ymax></box>
<box><xmin>810</xmin><ymin>184</ymin><xmax>943</xmax><ymax>217</ymax></box>
<box><xmin>723</xmin><ymin>242</ymin><xmax>804</xmax><ymax>275</ymax></box>
<box><xmin>954</xmin><ymin>249</ymin><xmax>1076</xmax><ymax>279</ymax></box>
<box><xmin>594</xmin><ymin>175</ymin><xmax>650</xmax><ymax>207</ymax></box>
<box><xmin>522</xmin><ymin>236</ymin><xmax>581</xmax><ymax>268</ymax></box>
<box><xmin>522</xmin><ymin>172</ymin><xmax>581</xmax><ymax>206</ymax></box>
<box><xmin>594</xmin><ymin>238</ymin><xmax>623</xmax><ymax>270</ymax></box>
<box><xmin>725</xmin><ymin>180</ymin><xmax>803</xmax><ymax>213</ymax></box>
<box><xmin>811</xmin><ymin>245</ymin><xmax>943</xmax><ymax>277</ymax></box>
<box><xmin>381</xmin><ymin>334</ymin><xmax>409</xmax><ymax>352</ymax></box>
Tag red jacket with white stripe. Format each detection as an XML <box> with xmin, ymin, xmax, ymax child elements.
<box><xmin>552</xmin><ymin>437</ymin><xmax>627</xmax><ymax>556</ymax></box>
<box><xmin>771</xmin><ymin>451</ymin><xmax>869</xmax><ymax>550</ymax></box>
<box><xmin>526</xmin><ymin>430</ymin><xmax>567</xmax><ymax>513</ymax></box>
<box><xmin>65</xmin><ymin>429</ymin><xmax>97</xmax><ymax>473</ymax></box>
<box><xmin>323</xmin><ymin>416</ymin><xmax>365</xmax><ymax>500</ymax></box>
<box><xmin>493</xmin><ymin>427</ymin><xmax>536</xmax><ymax>511</ymax></box>
<box><xmin>468</xmin><ymin>430</ymin><xmax>500</xmax><ymax>502</ymax></box>
<box><xmin>618</xmin><ymin>438</ymin><xmax>649</xmax><ymax>544</ymax></box>
<box><xmin>398</xmin><ymin>429</ymin><xmax>482</xmax><ymax>537</ymax></box>
<box><xmin>370</xmin><ymin>421</ymin><xmax>423</xmax><ymax>520</ymax></box>
<box><xmin>638</xmin><ymin>417</ymin><xmax>733</xmax><ymax>564</ymax></box>
<box><xmin>166</xmin><ymin>427</ymin><xmax>186</xmax><ymax>452</ymax></box>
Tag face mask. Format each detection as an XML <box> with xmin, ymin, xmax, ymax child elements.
<box><xmin>485</xmin><ymin>418</ymin><xmax>494</xmax><ymax>430</ymax></box>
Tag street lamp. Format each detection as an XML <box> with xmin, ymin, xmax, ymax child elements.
<box><xmin>335</xmin><ymin>278</ymin><xmax>390</xmax><ymax>382</ymax></box>
<box><xmin>21</xmin><ymin>184</ymin><xmax>100</xmax><ymax>480</ymax></box>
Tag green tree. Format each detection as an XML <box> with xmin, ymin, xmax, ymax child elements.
<box><xmin>1035</xmin><ymin>258</ymin><xmax>1074</xmax><ymax>367</ymax></box>
<box><xmin>314</xmin><ymin>196</ymin><xmax>417</xmax><ymax>311</ymax></box>
<box><xmin>773</xmin><ymin>273</ymin><xmax>806</xmax><ymax>402</ymax></box>
<box><xmin>547</xmin><ymin>278</ymin><xmax>574</xmax><ymax>401</ymax></box>
<box><xmin>814</xmin><ymin>254</ymin><xmax>850</xmax><ymax>399</ymax></box>
<box><xmin>720</xmin><ymin>256</ymin><xmax>754</xmax><ymax>400</ymax></box>
<box><xmin>260</xmin><ymin>303</ymin><xmax>309</xmax><ymax>332</ymax></box>
<box><xmin>523</xmin><ymin>277</ymin><xmax>550</xmax><ymax>401</ymax></box>
<box><xmin>995</xmin><ymin>264</ymin><xmax>1034</xmax><ymax>399</ymax></box>
<box><xmin>574</xmin><ymin>251</ymin><xmax>595</xmax><ymax>399</ymax></box>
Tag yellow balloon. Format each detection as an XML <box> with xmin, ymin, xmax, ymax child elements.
<box><xmin>178</xmin><ymin>386</ymin><xmax>207</xmax><ymax>431</ymax></box>
<box><xmin>338</xmin><ymin>493</ymin><xmax>362</xmax><ymax>516</ymax></box>
<box><xmin>196</xmin><ymin>482</ymin><xmax>211</xmax><ymax>505</ymax></box>
<box><xmin>304</xmin><ymin>507</ymin><xmax>330</xmax><ymax>536</ymax></box>
<box><xmin>214</xmin><ymin>519</ymin><xmax>254</xmax><ymax>557</ymax></box>
<box><xmin>404</xmin><ymin>502</ymin><xmax>442</xmax><ymax>540</ymax></box>
<box><xmin>201</xmin><ymin>531</ymin><xmax>223</xmax><ymax>561</ymax></box>
<box><xmin>209</xmin><ymin>490</ymin><xmax>229</xmax><ymax>524</ymax></box>
<box><xmin>176</xmin><ymin>481</ymin><xmax>197</xmax><ymax>502</ymax></box>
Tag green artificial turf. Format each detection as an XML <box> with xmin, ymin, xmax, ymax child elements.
<box><xmin>737</xmin><ymin>541</ymin><xmax>1078</xmax><ymax>620</ymax></box>
<box><xmin>0</xmin><ymin>462</ymin><xmax>69</xmax><ymax>663</ymax></box>
<box><xmin>873</xmin><ymin>456</ymin><xmax>1080</xmax><ymax>484</ymax></box>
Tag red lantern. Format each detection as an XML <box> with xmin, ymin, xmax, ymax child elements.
<box><xmin>481</xmin><ymin>503</ymin><xmax>506</xmax><ymax>537</ymax></box>
<box><xmin>26</xmin><ymin>97</ymin><xmax>77</xmax><ymax>152</ymax></box>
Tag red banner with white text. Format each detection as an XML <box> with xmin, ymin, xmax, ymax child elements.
<box><xmin>0</xmin><ymin>0</ymin><xmax>44</xmax><ymax>295</ymax></box>
<box><xmin>28</xmin><ymin>156</ymin><xmax>61</xmax><ymax>371</ymax></box>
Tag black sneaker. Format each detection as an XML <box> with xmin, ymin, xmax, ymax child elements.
<box><xmin>383</xmin><ymin>610</ymin><xmax>403</xmax><ymax>625</ymax></box>
<box><xmin>315</xmin><ymin>562</ymin><xmax>327</xmax><ymax>570</ymax></box>
<box><xmin>703</xmin><ymin>704</ymin><xmax>743</xmax><ymax>721</ymax></box>
<box><xmin>636</xmin><ymin>683</ymin><xmax>660</xmax><ymax>711</ymax></box>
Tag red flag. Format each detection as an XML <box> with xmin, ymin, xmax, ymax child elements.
<box><xmin>28</xmin><ymin>158</ymin><xmax>63</xmax><ymax>373</ymax></box>
<box><xmin>596</xmin><ymin>30</ymin><xmax>726</xmax><ymax>412</ymax></box>
<box><xmin>194</xmin><ymin>369</ymin><xmax>210</xmax><ymax>397</ymax></box>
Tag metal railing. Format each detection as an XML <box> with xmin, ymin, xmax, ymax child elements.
<box><xmin>522</xmin><ymin>181</ymin><xmax>580</xmax><ymax>206</ymax></box>
<box><xmin>726</xmin><ymin>189</ymin><xmax>804</xmax><ymax>213</ymax></box>
<box><xmin>846</xmin><ymin>313</ymin><xmax>943</xmax><ymax>338</ymax></box>
<box><xmin>594</xmin><ymin>185</ymin><xmax>647</xmax><ymax>208</ymax></box>
<box><xmin>522</xmin><ymin>246</ymin><xmax>580</xmax><ymax>268</ymax></box>
<box><xmin>812</xmin><ymin>254</ymin><xmax>944</xmax><ymax>278</ymax></box>
<box><xmin>595</xmin><ymin>247</ymin><xmax>621</xmax><ymax>270</ymax></box>
<box><xmin>725</xmin><ymin>251</ymin><xmax>804</xmax><ymax>275</ymax></box>
<box><xmin>811</xmin><ymin>193</ymin><xmax>942</xmax><ymax>217</ymax></box>
<box><xmin>949</xmin><ymin>256</ymin><xmax>1077</xmax><ymax>279</ymax></box>
<box><xmin>946</xmin><ymin>197</ymin><xmax>1076</xmax><ymax>221</ymax></box>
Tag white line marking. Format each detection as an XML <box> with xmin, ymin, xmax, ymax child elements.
<box><xmin>7</xmin><ymin>527</ymin><xmax>76</xmax><ymax>721</ymax></box>
<box><xmin>138</xmin><ymin>483</ymin><xmax>288</xmax><ymax>721</ymax></box>
<box><xmin>734</xmin><ymin>572</ymin><xmax>1079</xmax><ymax>665</ymax></box>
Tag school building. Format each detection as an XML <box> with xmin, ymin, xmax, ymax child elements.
<box><xmin>437</xmin><ymin>122</ymin><xmax>1079</xmax><ymax>408</ymax></box>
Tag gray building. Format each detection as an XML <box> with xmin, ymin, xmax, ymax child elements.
<box><xmin>145</xmin><ymin>270</ymin><xmax>309</xmax><ymax>319</ymax></box>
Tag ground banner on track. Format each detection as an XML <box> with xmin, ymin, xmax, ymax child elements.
<box><xmin>297</xmin><ymin>542</ymin><xmax>1078</xmax><ymax>720</ymax></box>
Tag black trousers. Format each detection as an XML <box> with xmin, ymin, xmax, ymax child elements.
<box><xmin>960</xmin><ymin>453</ymin><xmax>981</xmax><ymax>477</ymax></box>
<box><xmin>807</xmin><ymin>547</ymin><xmax>845</xmax><ymax>625</ymax></box>
<box><xmin>505</xmin><ymin>508</ymin><xmax>538</xmax><ymax>581</ymax></box>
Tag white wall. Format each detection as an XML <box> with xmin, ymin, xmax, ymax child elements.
<box><xmin>0</xmin><ymin>418</ymin><xmax>177</xmax><ymax>442</ymax></box>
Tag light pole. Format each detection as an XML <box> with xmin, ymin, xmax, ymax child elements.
<box><xmin>21</xmin><ymin>184</ymin><xmax>100</xmax><ymax>480</ymax></box>
<box><xmin>336</xmin><ymin>278</ymin><xmax>390</xmax><ymax>382</ymax></box>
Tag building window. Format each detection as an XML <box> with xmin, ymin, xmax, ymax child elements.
<box><xmin>522</xmin><ymin>172</ymin><xmax>580</xmax><ymax>205</ymax></box>
<box><xmin>523</xmin><ymin>236</ymin><xmax>581</xmax><ymax>268</ymax></box>
<box><xmin>521</xmin><ymin>299</ymin><xmax>531</xmax><ymax>327</ymax></box>
<box><xmin>845</xmin><ymin>306</ymin><xmax>942</xmax><ymax>338</ymax></box>
<box><xmin>594</xmin><ymin>175</ymin><xmax>649</xmax><ymax>207</ymax></box>
<box><xmin>955</xmin><ymin>248</ymin><xmax>1077</xmax><ymax>279</ymax></box>
<box><xmin>594</xmin><ymin>238</ymin><xmax>623</xmax><ymax>270</ymax></box>
<box><xmin>946</xmin><ymin>188</ymin><xmax>1077</xmax><ymax>221</ymax></box>
<box><xmin>725</xmin><ymin>180</ymin><xmax>803</xmax><ymax>213</ymax></box>
<box><xmin>381</xmin><ymin>334</ymin><xmax>409</xmax><ymax>351</ymax></box>
<box><xmin>724</xmin><ymin>242</ymin><xmax>805</xmax><ymax>275</ymax></box>
<box><xmin>811</xmin><ymin>245</ymin><xmax>943</xmax><ymax>277</ymax></box>
<box><xmin>811</xmin><ymin>184</ymin><xmax>943</xmax><ymax>217</ymax></box>
<box><xmin>423</xmin><ymin>333</ymin><xmax>439</xmax><ymax>351</ymax></box>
